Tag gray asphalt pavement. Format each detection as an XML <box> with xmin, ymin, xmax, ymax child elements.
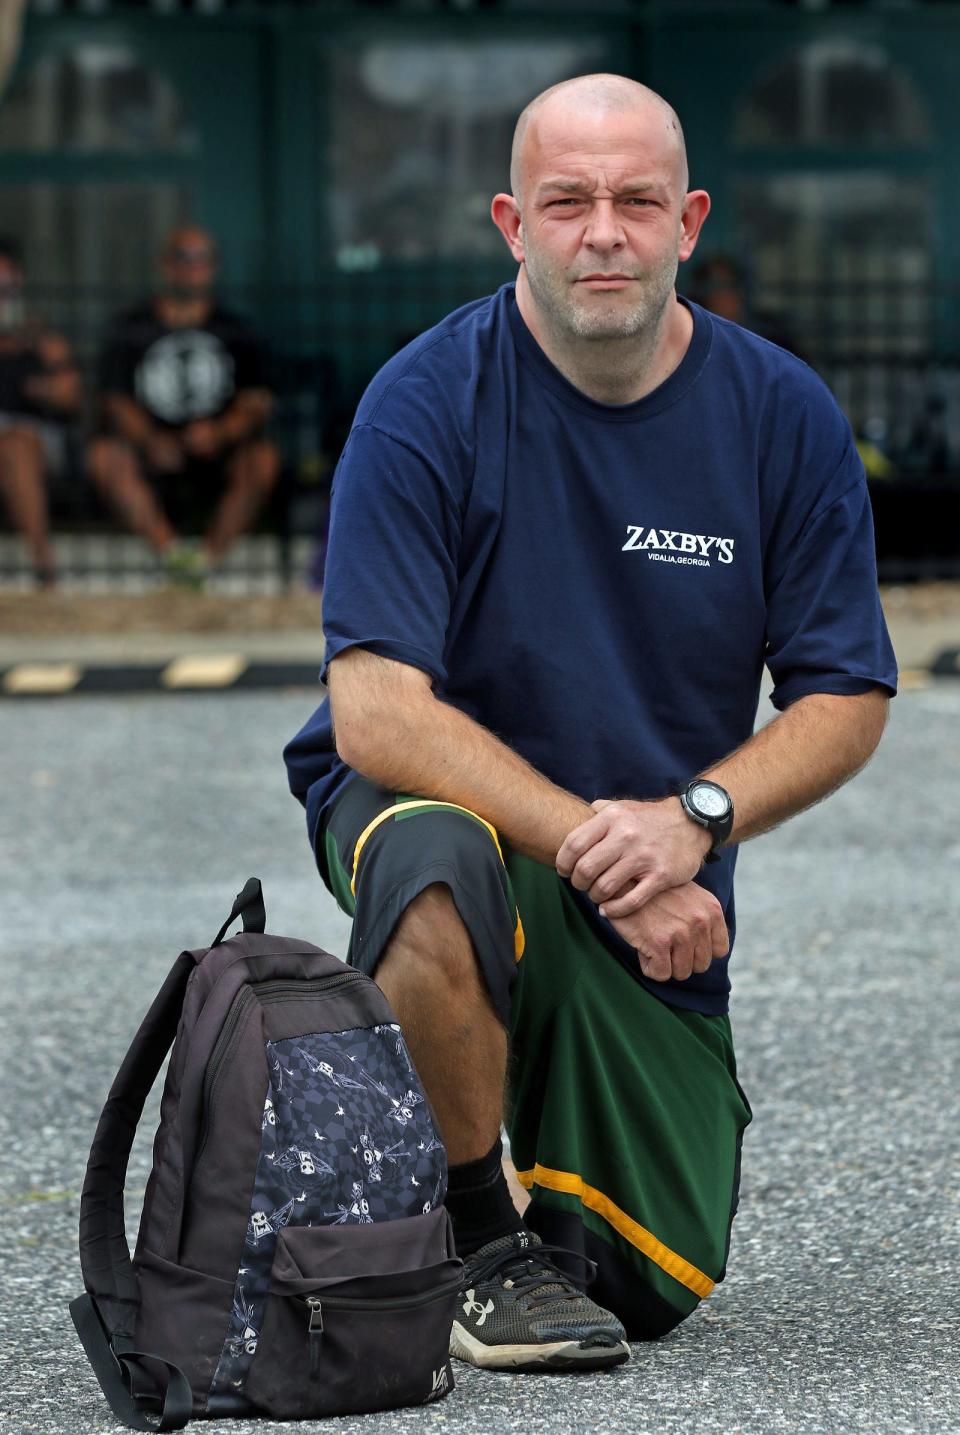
<box><xmin>1</xmin><ymin>683</ymin><xmax>958</xmax><ymax>1435</ymax></box>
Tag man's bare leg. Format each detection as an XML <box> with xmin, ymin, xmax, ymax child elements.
<box><xmin>202</xmin><ymin>439</ymin><xmax>279</xmax><ymax>562</ymax></box>
<box><xmin>374</xmin><ymin>882</ymin><xmax>507</xmax><ymax>1166</ymax></box>
<box><xmin>378</xmin><ymin>883</ymin><xmax>628</xmax><ymax>1368</ymax></box>
<box><xmin>0</xmin><ymin>428</ymin><xmax>56</xmax><ymax>581</ymax></box>
<box><xmin>86</xmin><ymin>436</ymin><xmax>176</xmax><ymax>552</ymax></box>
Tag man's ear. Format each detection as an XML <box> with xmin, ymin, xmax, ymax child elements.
<box><xmin>491</xmin><ymin>193</ymin><xmax>524</xmax><ymax>263</ymax></box>
<box><xmin>678</xmin><ymin>190</ymin><xmax>711</xmax><ymax>262</ymax></box>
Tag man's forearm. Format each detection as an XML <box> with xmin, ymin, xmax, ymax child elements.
<box><xmin>556</xmin><ymin>687</ymin><xmax>890</xmax><ymax>923</ymax></box>
<box><xmin>218</xmin><ymin>391</ymin><xmax>272</xmax><ymax>446</ymax></box>
<box><xmin>331</xmin><ymin>661</ymin><xmax>590</xmax><ymax>865</ymax></box>
<box><xmin>704</xmin><ymin>689</ymin><xmax>889</xmax><ymax>846</ymax></box>
<box><xmin>105</xmin><ymin>395</ymin><xmax>158</xmax><ymax>450</ymax></box>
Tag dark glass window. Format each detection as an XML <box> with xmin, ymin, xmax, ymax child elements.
<box><xmin>0</xmin><ymin>44</ymin><xmax>196</xmax><ymax>153</ymax></box>
<box><xmin>735</xmin><ymin>40</ymin><xmax>932</xmax><ymax>148</ymax></box>
<box><xmin>327</xmin><ymin>38</ymin><xmax>608</xmax><ymax>266</ymax></box>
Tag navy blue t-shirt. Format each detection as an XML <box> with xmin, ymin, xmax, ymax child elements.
<box><xmin>284</xmin><ymin>285</ymin><xmax>897</xmax><ymax>1016</ymax></box>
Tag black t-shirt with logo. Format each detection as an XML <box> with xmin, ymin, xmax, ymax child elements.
<box><xmin>98</xmin><ymin>302</ymin><xmax>269</xmax><ymax>431</ymax></box>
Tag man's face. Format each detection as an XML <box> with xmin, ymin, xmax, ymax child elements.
<box><xmin>161</xmin><ymin>232</ymin><xmax>218</xmax><ymax>300</ymax></box>
<box><xmin>515</xmin><ymin>105</ymin><xmax>688</xmax><ymax>342</ymax></box>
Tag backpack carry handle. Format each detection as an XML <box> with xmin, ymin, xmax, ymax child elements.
<box><xmin>212</xmin><ymin>876</ymin><xmax>266</xmax><ymax>947</ymax></box>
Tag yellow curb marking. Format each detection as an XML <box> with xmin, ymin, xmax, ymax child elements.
<box><xmin>3</xmin><ymin>663</ymin><xmax>81</xmax><ymax>695</ymax></box>
<box><xmin>161</xmin><ymin>654</ymin><xmax>248</xmax><ymax>689</ymax></box>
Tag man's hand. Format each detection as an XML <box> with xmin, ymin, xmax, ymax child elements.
<box><xmin>556</xmin><ymin>797</ymin><xmax>712</xmax><ymax>918</ymax></box>
<box><xmin>604</xmin><ymin>880</ymin><xmax>729</xmax><ymax>983</ymax></box>
<box><xmin>146</xmin><ymin>431</ymin><xmax>184</xmax><ymax>472</ymax></box>
<box><xmin>182</xmin><ymin>419</ymin><xmax>224</xmax><ymax>459</ymax></box>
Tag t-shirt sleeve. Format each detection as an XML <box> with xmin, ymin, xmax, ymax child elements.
<box><xmin>764</xmin><ymin>438</ymin><xmax>898</xmax><ymax>711</ymax></box>
<box><xmin>319</xmin><ymin>421</ymin><xmax>461</xmax><ymax>687</ymax></box>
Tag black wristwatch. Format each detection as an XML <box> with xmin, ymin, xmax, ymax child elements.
<box><xmin>678</xmin><ymin>779</ymin><xmax>734</xmax><ymax>864</ymax></box>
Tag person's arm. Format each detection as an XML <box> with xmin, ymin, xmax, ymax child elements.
<box><xmin>218</xmin><ymin>388</ymin><xmax>272</xmax><ymax>444</ymax></box>
<box><xmin>103</xmin><ymin>393</ymin><xmax>164</xmax><ymax>451</ymax></box>
<box><xmin>329</xmin><ymin>645</ymin><xmax>591</xmax><ymax>866</ymax></box>
<box><xmin>22</xmin><ymin>333</ymin><xmax>82</xmax><ymax>417</ymax></box>
<box><xmin>330</xmin><ymin>645</ymin><xmax>730</xmax><ymax>979</ymax></box>
<box><xmin>560</xmin><ymin>406</ymin><xmax>897</xmax><ymax>919</ymax></box>
<box><xmin>183</xmin><ymin>390</ymin><xmax>273</xmax><ymax>458</ymax></box>
<box><xmin>557</xmin><ymin>688</ymin><xmax>889</xmax><ymax>919</ymax></box>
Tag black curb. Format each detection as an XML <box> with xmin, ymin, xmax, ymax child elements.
<box><xmin>3</xmin><ymin>652</ymin><xmax>957</xmax><ymax>697</ymax></box>
<box><xmin>1</xmin><ymin>661</ymin><xmax>323</xmax><ymax>697</ymax></box>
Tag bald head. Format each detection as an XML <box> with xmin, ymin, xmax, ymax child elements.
<box><xmin>162</xmin><ymin>225</ymin><xmax>216</xmax><ymax>262</ymax></box>
<box><xmin>510</xmin><ymin>74</ymin><xmax>688</xmax><ymax>205</ymax></box>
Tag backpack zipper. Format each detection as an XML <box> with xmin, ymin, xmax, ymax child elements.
<box><xmin>197</xmin><ymin>971</ymin><xmax>370</xmax><ymax>1168</ymax></box>
<box><xmin>302</xmin><ymin>1275</ymin><xmax>462</xmax><ymax>1377</ymax></box>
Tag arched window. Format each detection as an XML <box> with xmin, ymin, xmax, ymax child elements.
<box><xmin>327</xmin><ymin>38</ymin><xmax>608</xmax><ymax>265</ymax></box>
<box><xmin>729</xmin><ymin>39</ymin><xmax>935</xmax><ymax>377</ymax></box>
<box><xmin>0</xmin><ymin>44</ymin><xmax>195</xmax><ymax>153</ymax></box>
<box><xmin>734</xmin><ymin>39</ymin><xmax>932</xmax><ymax>149</ymax></box>
<box><xmin>0</xmin><ymin>45</ymin><xmax>196</xmax><ymax>337</ymax></box>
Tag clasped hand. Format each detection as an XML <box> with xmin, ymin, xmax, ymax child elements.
<box><xmin>555</xmin><ymin>798</ymin><xmax>728</xmax><ymax>983</ymax></box>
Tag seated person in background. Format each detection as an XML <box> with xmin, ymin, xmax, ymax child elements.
<box><xmin>87</xmin><ymin>225</ymin><xmax>279</xmax><ymax>582</ymax></box>
<box><xmin>686</xmin><ymin>253</ymin><xmax>807</xmax><ymax>362</ymax></box>
<box><xmin>0</xmin><ymin>238</ymin><xmax>82</xmax><ymax>587</ymax></box>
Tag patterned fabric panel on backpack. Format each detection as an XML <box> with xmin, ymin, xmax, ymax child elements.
<box><xmin>208</xmin><ymin>1021</ymin><xmax>447</xmax><ymax>1399</ymax></box>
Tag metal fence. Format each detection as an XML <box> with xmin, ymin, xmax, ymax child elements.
<box><xmin>2</xmin><ymin>271</ymin><xmax>958</xmax><ymax>587</ymax></box>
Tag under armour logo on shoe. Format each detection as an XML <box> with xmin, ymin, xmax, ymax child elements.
<box><xmin>463</xmin><ymin>1289</ymin><xmax>495</xmax><ymax>1326</ymax></box>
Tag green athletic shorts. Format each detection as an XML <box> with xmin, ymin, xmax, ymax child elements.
<box><xmin>316</xmin><ymin>773</ymin><xmax>753</xmax><ymax>1341</ymax></box>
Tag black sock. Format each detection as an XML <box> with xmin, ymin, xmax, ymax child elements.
<box><xmin>446</xmin><ymin>1135</ymin><xmax>524</xmax><ymax>1258</ymax></box>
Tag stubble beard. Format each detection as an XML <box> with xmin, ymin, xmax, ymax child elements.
<box><xmin>523</xmin><ymin>243</ymin><xmax>678</xmax><ymax>343</ymax></box>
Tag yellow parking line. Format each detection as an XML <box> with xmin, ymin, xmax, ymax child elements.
<box><xmin>3</xmin><ymin>663</ymin><xmax>81</xmax><ymax>695</ymax></box>
<box><xmin>161</xmin><ymin>654</ymin><xmax>248</xmax><ymax>689</ymax></box>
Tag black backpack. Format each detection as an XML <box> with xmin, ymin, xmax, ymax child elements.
<box><xmin>70</xmin><ymin>879</ymin><xmax>462</xmax><ymax>1429</ymax></box>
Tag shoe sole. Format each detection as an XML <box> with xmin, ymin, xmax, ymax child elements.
<box><xmin>450</xmin><ymin>1320</ymin><xmax>630</xmax><ymax>1372</ymax></box>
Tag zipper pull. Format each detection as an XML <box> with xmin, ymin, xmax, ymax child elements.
<box><xmin>306</xmin><ymin>1298</ymin><xmax>323</xmax><ymax>1380</ymax></box>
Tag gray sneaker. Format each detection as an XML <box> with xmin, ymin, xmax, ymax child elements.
<box><xmin>449</xmin><ymin>1230</ymin><xmax>630</xmax><ymax>1372</ymax></box>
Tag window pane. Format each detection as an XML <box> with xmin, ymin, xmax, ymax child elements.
<box><xmin>0</xmin><ymin>183</ymin><xmax>192</xmax><ymax>359</ymax></box>
<box><xmin>735</xmin><ymin>41</ymin><xmax>931</xmax><ymax>148</ymax></box>
<box><xmin>326</xmin><ymin>38</ymin><xmax>608</xmax><ymax>264</ymax></box>
<box><xmin>736</xmin><ymin>172</ymin><xmax>932</xmax><ymax>351</ymax></box>
<box><xmin>0</xmin><ymin>45</ymin><xmax>196</xmax><ymax>153</ymax></box>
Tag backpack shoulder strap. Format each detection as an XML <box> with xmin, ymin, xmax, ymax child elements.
<box><xmin>75</xmin><ymin>877</ymin><xmax>266</xmax><ymax>1333</ymax></box>
<box><xmin>71</xmin><ymin>879</ymin><xmax>266</xmax><ymax>1429</ymax></box>
<box><xmin>76</xmin><ymin>948</ymin><xmax>198</xmax><ymax>1337</ymax></box>
<box><xmin>71</xmin><ymin>948</ymin><xmax>198</xmax><ymax>1427</ymax></box>
<box><xmin>69</xmin><ymin>1295</ymin><xmax>193</xmax><ymax>1432</ymax></box>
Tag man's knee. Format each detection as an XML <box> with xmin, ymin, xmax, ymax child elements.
<box><xmin>382</xmin><ymin>881</ymin><xmax>476</xmax><ymax>988</ymax></box>
<box><xmin>0</xmin><ymin>427</ymin><xmax>44</xmax><ymax>471</ymax></box>
<box><xmin>86</xmin><ymin>436</ymin><xmax>134</xmax><ymax>489</ymax></box>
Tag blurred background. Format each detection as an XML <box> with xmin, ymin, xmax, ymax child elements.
<box><xmin>0</xmin><ymin>0</ymin><xmax>958</xmax><ymax>598</ymax></box>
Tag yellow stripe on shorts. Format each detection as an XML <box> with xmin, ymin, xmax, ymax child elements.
<box><xmin>515</xmin><ymin>1163</ymin><xmax>715</xmax><ymax>1300</ymax></box>
<box><xmin>350</xmin><ymin>799</ymin><xmax>525</xmax><ymax>961</ymax></box>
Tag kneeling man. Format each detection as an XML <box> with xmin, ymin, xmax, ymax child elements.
<box><xmin>285</xmin><ymin>74</ymin><xmax>896</xmax><ymax>1370</ymax></box>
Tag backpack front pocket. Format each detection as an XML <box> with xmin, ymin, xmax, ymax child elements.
<box><xmin>245</xmin><ymin>1211</ymin><xmax>462</xmax><ymax>1418</ymax></box>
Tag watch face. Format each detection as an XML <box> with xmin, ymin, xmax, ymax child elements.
<box><xmin>691</xmin><ymin>783</ymin><xmax>729</xmax><ymax>819</ymax></box>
